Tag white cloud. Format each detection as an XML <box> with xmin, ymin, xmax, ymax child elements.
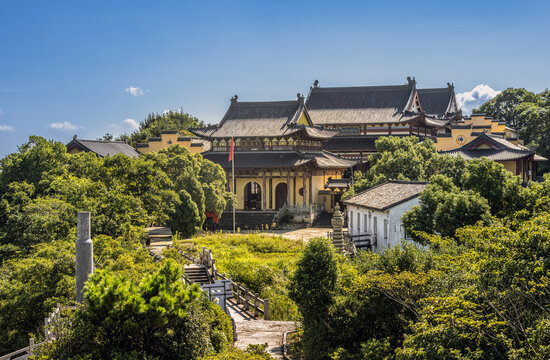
<box><xmin>49</xmin><ymin>121</ymin><xmax>78</xmax><ymax>131</ymax></box>
<box><xmin>123</xmin><ymin>118</ymin><xmax>140</xmax><ymax>130</ymax></box>
<box><xmin>125</xmin><ymin>86</ymin><xmax>144</xmax><ymax>97</ymax></box>
<box><xmin>0</xmin><ymin>125</ymin><xmax>14</xmax><ymax>132</ymax></box>
<box><xmin>456</xmin><ymin>84</ymin><xmax>500</xmax><ymax>115</ymax></box>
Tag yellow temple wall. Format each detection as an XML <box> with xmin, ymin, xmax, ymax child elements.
<box><xmin>436</xmin><ymin>128</ymin><xmax>475</xmax><ymax>151</ymax></box>
<box><xmin>231</xmin><ymin>172</ymin><xmax>343</xmax><ymax>211</ymax></box>
<box><xmin>501</xmin><ymin>160</ymin><xmax>517</xmax><ymax>175</ymax></box>
<box><xmin>136</xmin><ymin>133</ymin><xmax>204</xmax><ymax>154</ymax></box>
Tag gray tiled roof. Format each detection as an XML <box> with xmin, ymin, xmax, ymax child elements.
<box><xmin>202</xmin><ymin>150</ymin><xmax>356</xmax><ymax>170</ymax></box>
<box><xmin>444</xmin><ymin>149</ymin><xmax>535</xmax><ymax>161</ymax></box>
<box><xmin>190</xmin><ymin>98</ymin><xmax>337</xmax><ymax>139</ymax></box>
<box><xmin>325</xmin><ymin>177</ymin><xmax>352</xmax><ymax>189</ymax></box>
<box><xmin>441</xmin><ymin>133</ymin><xmax>535</xmax><ymax>161</ymax></box>
<box><xmin>417</xmin><ymin>86</ymin><xmax>455</xmax><ymax>118</ymax></box>
<box><xmin>305</xmin><ymin>84</ymin><xmax>419</xmax><ymax>125</ymax></box>
<box><xmin>67</xmin><ymin>139</ymin><xmax>140</xmax><ymax>158</ymax></box>
<box><xmin>344</xmin><ymin>180</ymin><xmax>427</xmax><ymax>211</ymax></box>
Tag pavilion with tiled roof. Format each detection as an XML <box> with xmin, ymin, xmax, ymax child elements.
<box><xmin>66</xmin><ymin>136</ymin><xmax>140</xmax><ymax>158</ymax></box>
<box><xmin>442</xmin><ymin>132</ymin><xmax>546</xmax><ymax>182</ymax></box>
<box><xmin>190</xmin><ymin>94</ymin><xmax>356</xmax><ymax>214</ymax></box>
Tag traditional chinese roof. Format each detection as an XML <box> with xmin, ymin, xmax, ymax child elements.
<box><xmin>325</xmin><ymin>177</ymin><xmax>353</xmax><ymax>189</ymax></box>
<box><xmin>417</xmin><ymin>84</ymin><xmax>459</xmax><ymax>119</ymax></box>
<box><xmin>344</xmin><ymin>180</ymin><xmax>427</xmax><ymax>211</ymax></box>
<box><xmin>66</xmin><ymin>138</ymin><xmax>140</xmax><ymax>158</ymax></box>
<box><xmin>202</xmin><ymin>150</ymin><xmax>356</xmax><ymax>170</ymax></box>
<box><xmin>305</xmin><ymin>79</ymin><xmax>420</xmax><ymax>125</ymax></box>
<box><xmin>190</xmin><ymin>95</ymin><xmax>337</xmax><ymax>140</ymax></box>
<box><xmin>442</xmin><ymin>133</ymin><xmax>536</xmax><ymax>161</ymax></box>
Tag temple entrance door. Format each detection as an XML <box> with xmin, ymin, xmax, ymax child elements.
<box><xmin>275</xmin><ymin>183</ymin><xmax>288</xmax><ymax>209</ymax></box>
<box><xmin>244</xmin><ymin>182</ymin><xmax>261</xmax><ymax>210</ymax></box>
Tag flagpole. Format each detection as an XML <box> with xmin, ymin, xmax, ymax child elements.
<box><xmin>231</xmin><ymin>137</ymin><xmax>236</xmax><ymax>233</ymax></box>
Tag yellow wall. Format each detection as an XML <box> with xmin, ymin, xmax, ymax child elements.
<box><xmin>137</xmin><ymin>133</ymin><xmax>204</xmax><ymax>154</ymax></box>
<box><xmin>501</xmin><ymin>161</ymin><xmax>517</xmax><ymax>175</ymax></box>
<box><xmin>436</xmin><ymin>128</ymin><xmax>475</xmax><ymax>151</ymax></box>
<box><xmin>230</xmin><ymin>171</ymin><xmax>342</xmax><ymax>211</ymax></box>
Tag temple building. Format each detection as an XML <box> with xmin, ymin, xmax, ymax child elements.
<box><xmin>305</xmin><ymin>78</ymin><xmax>455</xmax><ymax>163</ymax></box>
<box><xmin>191</xmin><ymin>95</ymin><xmax>356</xmax><ymax>221</ymax></box>
<box><xmin>436</xmin><ymin>114</ymin><xmax>518</xmax><ymax>150</ymax></box>
<box><xmin>135</xmin><ymin>130</ymin><xmax>208</xmax><ymax>154</ymax></box>
<box><xmin>442</xmin><ymin>132</ymin><xmax>544</xmax><ymax>182</ymax></box>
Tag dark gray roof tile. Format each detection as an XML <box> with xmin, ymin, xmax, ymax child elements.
<box><xmin>344</xmin><ymin>180</ymin><xmax>427</xmax><ymax>211</ymax></box>
<box><xmin>306</xmin><ymin>84</ymin><xmax>418</xmax><ymax>125</ymax></box>
<box><xmin>67</xmin><ymin>139</ymin><xmax>140</xmax><ymax>158</ymax></box>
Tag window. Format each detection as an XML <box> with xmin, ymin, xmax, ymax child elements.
<box><xmin>384</xmin><ymin>219</ymin><xmax>388</xmax><ymax>241</ymax></box>
<box><xmin>373</xmin><ymin>217</ymin><xmax>377</xmax><ymax>236</ymax></box>
<box><xmin>350</xmin><ymin>211</ymin><xmax>353</xmax><ymax>232</ymax></box>
<box><xmin>364</xmin><ymin>214</ymin><xmax>368</xmax><ymax>234</ymax></box>
<box><xmin>357</xmin><ymin>212</ymin><xmax>360</xmax><ymax>232</ymax></box>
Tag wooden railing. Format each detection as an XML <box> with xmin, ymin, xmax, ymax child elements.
<box><xmin>180</xmin><ymin>247</ymin><xmax>270</xmax><ymax>320</ymax></box>
<box><xmin>0</xmin><ymin>303</ymin><xmax>76</xmax><ymax>360</ymax></box>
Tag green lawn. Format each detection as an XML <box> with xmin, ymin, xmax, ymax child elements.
<box><xmin>174</xmin><ymin>232</ymin><xmax>305</xmax><ymax>321</ymax></box>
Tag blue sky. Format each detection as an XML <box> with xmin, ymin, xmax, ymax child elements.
<box><xmin>0</xmin><ymin>0</ymin><xmax>549</xmax><ymax>156</ymax></box>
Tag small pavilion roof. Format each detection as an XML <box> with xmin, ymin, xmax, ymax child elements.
<box><xmin>441</xmin><ymin>133</ymin><xmax>536</xmax><ymax>161</ymax></box>
<box><xmin>344</xmin><ymin>180</ymin><xmax>427</xmax><ymax>211</ymax></box>
<box><xmin>66</xmin><ymin>138</ymin><xmax>139</xmax><ymax>158</ymax></box>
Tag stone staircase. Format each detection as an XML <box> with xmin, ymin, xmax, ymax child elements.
<box><xmin>184</xmin><ymin>264</ymin><xmax>211</xmax><ymax>285</ymax></box>
<box><xmin>146</xmin><ymin>226</ymin><xmax>172</xmax><ymax>245</ymax></box>
<box><xmin>217</xmin><ymin>211</ymin><xmax>278</xmax><ymax>231</ymax></box>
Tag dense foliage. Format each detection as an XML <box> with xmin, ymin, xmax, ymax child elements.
<box><xmin>0</xmin><ymin>136</ymin><xmax>229</xmax><ymax>253</ymax></box>
<box><xmin>37</xmin><ymin>260</ymin><xmax>233</xmax><ymax>359</ymax></box>
<box><xmin>291</xmin><ymin>212</ymin><xmax>550</xmax><ymax>359</ymax></box>
<box><xmin>0</xmin><ymin>136</ymin><xmax>230</xmax><ymax>354</ymax></box>
<box><xmin>177</xmin><ymin>233</ymin><xmax>305</xmax><ymax>321</ymax></box>
<box><xmin>475</xmin><ymin>88</ymin><xmax>550</xmax><ymax>172</ymax></box>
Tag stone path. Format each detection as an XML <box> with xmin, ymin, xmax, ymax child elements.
<box><xmin>233</xmin><ymin>319</ymin><xmax>296</xmax><ymax>359</ymax></box>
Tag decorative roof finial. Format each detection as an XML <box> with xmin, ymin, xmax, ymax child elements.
<box><xmin>73</xmin><ymin>135</ymin><xmax>77</xmax><ymax>140</ymax></box>
<box><xmin>447</xmin><ymin>82</ymin><xmax>454</xmax><ymax>88</ymax></box>
<box><xmin>407</xmin><ymin>76</ymin><xmax>416</xmax><ymax>85</ymax></box>
<box><xmin>230</xmin><ymin>95</ymin><xmax>238</xmax><ymax>103</ymax></box>
<box><xmin>313</xmin><ymin>79</ymin><xmax>319</xmax><ymax>87</ymax></box>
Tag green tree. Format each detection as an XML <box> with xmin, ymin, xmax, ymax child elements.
<box><xmin>0</xmin><ymin>136</ymin><xmax>68</xmax><ymax>194</ymax></box>
<box><xmin>474</xmin><ymin>88</ymin><xmax>539</xmax><ymax>126</ymax></box>
<box><xmin>402</xmin><ymin>175</ymin><xmax>491</xmax><ymax>241</ymax></box>
<box><xmin>289</xmin><ymin>238</ymin><xmax>339</xmax><ymax>360</ymax></box>
<box><xmin>346</xmin><ymin>137</ymin><xmax>466</xmax><ymax>199</ymax></box>
<box><xmin>39</xmin><ymin>260</ymin><xmax>232</xmax><ymax>359</ymax></box>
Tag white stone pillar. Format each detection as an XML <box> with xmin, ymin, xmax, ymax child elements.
<box><xmin>76</xmin><ymin>212</ymin><xmax>93</xmax><ymax>303</ymax></box>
